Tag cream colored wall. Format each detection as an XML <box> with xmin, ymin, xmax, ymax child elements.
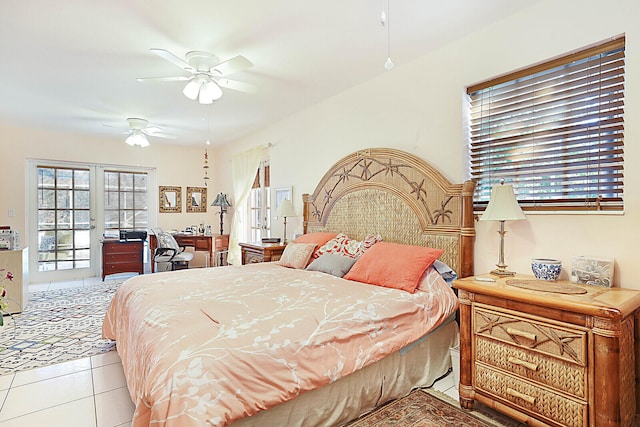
<box><xmin>0</xmin><ymin>124</ymin><xmax>221</xmax><ymax>263</ymax></box>
<box><xmin>214</xmin><ymin>0</ymin><xmax>640</xmax><ymax>288</ymax></box>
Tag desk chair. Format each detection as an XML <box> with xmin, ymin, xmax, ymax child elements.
<box><xmin>151</xmin><ymin>228</ymin><xmax>194</xmax><ymax>271</ymax></box>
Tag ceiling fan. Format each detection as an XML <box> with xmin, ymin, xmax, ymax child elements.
<box><xmin>137</xmin><ymin>49</ymin><xmax>255</xmax><ymax>104</ymax></box>
<box><xmin>106</xmin><ymin>118</ymin><xmax>174</xmax><ymax>147</ymax></box>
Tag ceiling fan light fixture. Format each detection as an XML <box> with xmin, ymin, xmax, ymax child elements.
<box><xmin>125</xmin><ymin>131</ymin><xmax>150</xmax><ymax>147</ymax></box>
<box><xmin>198</xmin><ymin>80</ymin><xmax>223</xmax><ymax>104</ymax></box>
<box><xmin>183</xmin><ymin>79</ymin><xmax>201</xmax><ymax>100</ymax></box>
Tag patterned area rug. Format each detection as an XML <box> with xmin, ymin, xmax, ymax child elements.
<box><xmin>348</xmin><ymin>389</ymin><xmax>523</xmax><ymax>427</ymax></box>
<box><xmin>0</xmin><ymin>280</ymin><xmax>121</xmax><ymax>375</ymax></box>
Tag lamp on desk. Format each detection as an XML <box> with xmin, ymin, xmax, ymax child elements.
<box><xmin>211</xmin><ymin>193</ymin><xmax>232</xmax><ymax>235</ymax></box>
<box><xmin>276</xmin><ymin>199</ymin><xmax>296</xmax><ymax>244</ymax></box>
<box><xmin>480</xmin><ymin>181</ymin><xmax>526</xmax><ymax>276</ymax></box>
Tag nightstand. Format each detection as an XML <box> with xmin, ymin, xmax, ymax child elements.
<box><xmin>453</xmin><ymin>274</ymin><xmax>640</xmax><ymax>427</ymax></box>
<box><xmin>239</xmin><ymin>242</ymin><xmax>286</xmax><ymax>265</ymax></box>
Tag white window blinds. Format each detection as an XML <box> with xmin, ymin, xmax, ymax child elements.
<box><xmin>467</xmin><ymin>36</ymin><xmax>625</xmax><ymax>212</ymax></box>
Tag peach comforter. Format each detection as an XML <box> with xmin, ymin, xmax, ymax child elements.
<box><xmin>102</xmin><ymin>262</ymin><xmax>458</xmax><ymax>427</ymax></box>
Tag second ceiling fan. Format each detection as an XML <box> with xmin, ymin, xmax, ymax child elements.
<box><xmin>138</xmin><ymin>49</ymin><xmax>255</xmax><ymax>104</ymax></box>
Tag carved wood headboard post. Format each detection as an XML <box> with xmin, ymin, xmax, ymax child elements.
<box><xmin>302</xmin><ymin>148</ymin><xmax>475</xmax><ymax>278</ymax></box>
<box><xmin>460</xmin><ymin>180</ymin><xmax>476</xmax><ymax>278</ymax></box>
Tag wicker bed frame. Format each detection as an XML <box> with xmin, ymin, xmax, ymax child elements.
<box><xmin>302</xmin><ymin>148</ymin><xmax>476</xmax><ymax>278</ymax></box>
<box><xmin>235</xmin><ymin>148</ymin><xmax>475</xmax><ymax>427</ymax></box>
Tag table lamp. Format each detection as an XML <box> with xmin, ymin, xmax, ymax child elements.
<box><xmin>276</xmin><ymin>199</ymin><xmax>296</xmax><ymax>244</ymax></box>
<box><xmin>211</xmin><ymin>193</ymin><xmax>232</xmax><ymax>235</ymax></box>
<box><xmin>480</xmin><ymin>182</ymin><xmax>526</xmax><ymax>276</ymax></box>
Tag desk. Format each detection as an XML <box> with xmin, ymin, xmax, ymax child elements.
<box><xmin>149</xmin><ymin>233</ymin><xmax>229</xmax><ymax>272</ymax></box>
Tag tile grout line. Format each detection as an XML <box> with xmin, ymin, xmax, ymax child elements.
<box><xmin>0</xmin><ymin>374</ymin><xmax>15</xmax><ymax>414</ymax></box>
<box><xmin>90</xmin><ymin>354</ymin><xmax>99</xmax><ymax>427</ymax></box>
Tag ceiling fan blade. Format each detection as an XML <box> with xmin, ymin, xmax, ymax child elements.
<box><xmin>103</xmin><ymin>124</ymin><xmax>130</xmax><ymax>134</ymax></box>
<box><xmin>143</xmin><ymin>127</ymin><xmax>176</xmax><ymax>139</ymax></box>
<box><xmin>143</xmin><ymin>126</ymin><xmax>163</xmax><ymax>134</ymax></box>
<box><xmin>136</xmin><ymin>76</ymin><xmax>191</xmax><ymax>82</ymax></box>
<box><xmin>145</xmin><ymin>131</ymin><xmax>176</xmax><ymax>139</ymax></box>
<box><xmin>150</xmin><ymin>48</ymin><xmax>194</xmax><ymax>72</ymax></box>
<box><xmin>210</xmin><ymin>55</ymin><xmax>253</xmax><ymax>76</ymax></box>
<box><xmin>217</xmin><ymin>78</ymin><xmax>257</xmax><ymax>94</ymax></box>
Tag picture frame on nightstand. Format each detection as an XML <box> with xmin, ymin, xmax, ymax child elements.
<box><xmin>273</xmin><ymin>187</ymin><xmax>292</xmax><ymax>214</ymax></box>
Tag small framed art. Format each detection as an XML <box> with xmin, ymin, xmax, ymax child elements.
<box><xmin>159</xmin><ymin>186</ymin><xmax>181</xmax><ymax>213</ymax></box>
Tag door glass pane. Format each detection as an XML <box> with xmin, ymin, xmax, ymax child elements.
<box><xmin>56</xmin><ymin>190</ymin><xmax>71</xmax><ymax>208</ymax></box>
<box><xmin>38</xmin><ymin>189</ymin><xmax>55</xmax><ymax>209</ymax></box>
<box><xmin>74</xmin><ymin>190</ymin><xmax>90</xmax><ymax>209</ymax></box>
<box><xmin>74</xmin><ymin>210</ymin><xmax>90</xmax><ymax>229</ymax></box>
<box><xmin>75</xmin><ymin>170</ymin><xmax>90</xmax><ymax>189</ymax></box>
<box><xmin>57</xmin><ymin>169</ymin><xmax>73</xmax><ymax>189</ymax></box>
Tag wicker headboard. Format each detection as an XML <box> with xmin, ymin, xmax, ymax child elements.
<box><xmin>302</xmin><ymin>148</ymin><xmax>475</xmax><ymax>278</ymax></box>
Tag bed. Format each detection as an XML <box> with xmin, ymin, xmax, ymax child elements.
<box><xmin>102</xmin><ymin>148</ymin><xmax>476</xmax><ymax>427</ymax></box>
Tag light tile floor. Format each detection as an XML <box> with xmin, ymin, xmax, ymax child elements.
<box><xmin>0</xmin><ymin>274</ymin><xmax>458</xmax><ymax>427</ymax></box>
<box><xmin>0</xmin><ymin>275</ymin><xmax>137</xmax><ymax>427</ymax></box>
<box><xmin>0</xmin><ymin>349</ymin><xmax>134</xmax><ymax>427</ymax></box>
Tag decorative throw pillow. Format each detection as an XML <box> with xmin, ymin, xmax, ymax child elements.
<box><xmin>305</xmin><ymin>254</ymin><xmax>358</xmax><ymax>278</ymax></box>
<box><xmin>344</xmin><ymin>241</ymin><xmax>444</xmax><ymax>293</ymax></box>
<box><xmin>278</xmin><ymin>242</ymin><xmax>317</xmax><ymax>269</ymax></box>
<box><xmin>355</xmin><ymin>233</ymin><xmax>383</xmax><ymax>258</ymax></box>
<box><xmin>294</xmin><ymin>232</ymin><xmax>338</xmax><ymax>258</ymax></box>
<box><xmin>314</xmin><ymin>233</ymin><xmax>361</xmax><ymax>259</ymax></box>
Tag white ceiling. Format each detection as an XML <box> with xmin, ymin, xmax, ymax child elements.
<box><xmin>0</xmin><ymin>0</ymin><xmax>537</xmax><ymax>147</ymax></box>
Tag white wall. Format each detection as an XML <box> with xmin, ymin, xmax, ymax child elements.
<box><xmin>214</xmin><ymin>0</ymin><xmax>640</xmax><ymax>288</ymax></box>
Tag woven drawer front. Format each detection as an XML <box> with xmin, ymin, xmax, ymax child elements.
<box><xmin>476</xmin><ymin>364</ymin><xmax>587</xmax><ymax>427</ymax></box>
<box><xmin>474</xmin><ymin>306</ymin><xmax>586</xmax><ymax>365</ymax></box>
<box><xmin>475</xmin><ymin>336</ymin><xmax>586</xmax><ymax>398</ymax></box>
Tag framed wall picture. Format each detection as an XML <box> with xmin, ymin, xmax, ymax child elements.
<box><xmin>187</xmin><ymin>187</ymin><xmax>207</xmax><ymax>213</ymax></box>
<box><xmin>274</xmin><ymin>187</ymin><xmax>292</xmax><ymax>211</ymax></box>
<box><xmin>159</xmin><ymin>186</ymin><xmax>182</xmax><ymax>213</ymax></box>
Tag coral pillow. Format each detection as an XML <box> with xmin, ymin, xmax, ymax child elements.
<box><xmin>344</xmin><ymin>242</ymin><xmax>444</xmax><ymax>293</ymax></box>
<box><xmin>278</xmin><ymin>242</ymin><xmax>317</xmax><ymax>269</ymax></box>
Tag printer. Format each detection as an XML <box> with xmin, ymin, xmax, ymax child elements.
<box><xmin>119</xmin><ymin>230</ymin><xmax>148</xmax><ymax>242</ymax></box>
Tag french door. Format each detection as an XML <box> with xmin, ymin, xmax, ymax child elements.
<box><xmin>27</xmin><ymin>160</ymin><xmax>156</xmax><ymax>283</ymax></box>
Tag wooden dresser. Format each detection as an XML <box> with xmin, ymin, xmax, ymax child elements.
<box><xmin>101</xmin><ymin>239</ymin><xmax>144</xmax><ymax>280</ymax></box>
<box><xmin>454</xmin><ymin>274</ymin><xmax>640</xmax><ymax>427</ymax></box>
<box><xmin>239</xmin><ymin>242</ymin><xmax>286</xmax><ymax>265</ymax></box>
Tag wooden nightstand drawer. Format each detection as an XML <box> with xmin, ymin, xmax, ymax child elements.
<box><xmin>244</xmin><ymin>252</ymin><xmax>264</xmax><ymax>264</ymax></box>
<box><xmin>239</xmin><ymin>242</ymin><xmax>286</xmax><ymax>265</ymax></box>
<box><xmin>476</xmin><ymin>363</ymin><xmax>587</xmax><ymax>427</ymax></box>
<box><xmin>474</xmin><ymin>305</ymin><xmax>587</xmax><ymax>366</ymax></box>
<box><xmin>475</xmin><ymin>335</ymin><xmax>587</xmax><ymax>398</ymax></box>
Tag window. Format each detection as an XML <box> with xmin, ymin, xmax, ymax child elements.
<box><xmin>104</xmin><ymin>171</ymin><xmax>148</xmax><ymax>234</ymax></box>
<box><xmin>248</xmin><ymin>163</ymin><xmax>271</xmax><ymax>241</ymax></box>
<box><xmin>467</xmin><ymin>36</ymin><xmax>625</xmax><ymax>212</ymax></box>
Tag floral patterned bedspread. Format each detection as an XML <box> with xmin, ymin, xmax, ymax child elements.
<box><xmin>102</xmin><ymin>262</ymin><xmax>458</xmax><ymax>427</ymax></box>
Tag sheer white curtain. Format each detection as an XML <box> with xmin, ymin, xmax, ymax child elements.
<box><xmin>227</xmin><ymin>146</ymin><xmax>267</xmax><ymax>265</ymax></box>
